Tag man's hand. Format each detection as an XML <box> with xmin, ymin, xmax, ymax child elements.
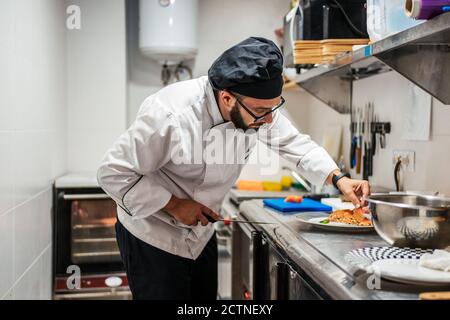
<box><xmin>163</xmin><ymin>195</ymin><xmax>221</xmax><ymax>226</ymax></box>
<box><xmin>336</xmin><ymin>177</ymin><xmax>370</xmax><ymax>208</ymax></box>
<box><xmin>326</xmin><ymin>170</ymin><xmax>370</xmax><ymax>208</ymax></box>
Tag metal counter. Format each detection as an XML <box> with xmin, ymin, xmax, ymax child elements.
<box><xmin>238</xmin><ymin>199</ymin><xmax>441</xmax><ymax>300</ymax></box>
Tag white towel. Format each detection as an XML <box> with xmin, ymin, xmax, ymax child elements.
<box><xmin>419</xmin><ymin>250</ymin><xmax>450</xmax><ymax>272</ymax></box>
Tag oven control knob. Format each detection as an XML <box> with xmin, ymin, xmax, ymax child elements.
<box><xmin>105</xmin><ymin>276</ymin><xmax>123</xmax><ymax>288</ymax></box>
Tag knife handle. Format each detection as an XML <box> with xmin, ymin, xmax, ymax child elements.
<box><xmin>206</xmin><ymin>214</ymin><xmax>217</xmax><ymax>223</ymax></box>
<box><xmin>355</xmin><ymin>146</ymin><xmax>361</xmax><ymax>174</ymax></box>
<box><xmin>372</xmin><ymin>131</ymin><xmax>377</xmax><ymax>156</ymax></box>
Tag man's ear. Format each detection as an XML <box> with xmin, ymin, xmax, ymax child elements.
<box><xmin>219</xmin><ymin>91</ymin><xmax>236</xmax><ymax>110</ymax></box>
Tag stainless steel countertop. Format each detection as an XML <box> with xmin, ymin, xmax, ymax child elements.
<box><xmin>238</xmin><ymin>199</ymin><xmax>443</xmax><ymax>300</ymax></box>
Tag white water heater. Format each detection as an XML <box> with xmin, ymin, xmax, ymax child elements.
<box><xmin>139</xmin><ymin>0</ymin><xmax>198</xmax><ymax>65</ymax></box>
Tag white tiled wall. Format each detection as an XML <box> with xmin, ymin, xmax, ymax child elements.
<box><xmin>0</xmin><ymin>0</ymin><xmax>67</xmax><ymax>299</ymax></box>
<box><xmin>0</xmin><ymin>0</ymin><xmax>127</xmax><ymax>299</ymax></box>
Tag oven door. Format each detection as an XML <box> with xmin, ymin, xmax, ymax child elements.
<box><xmin>68</xmin><ymin>194</ymin><xmax>120</xmax><ymax>264</ymax></box>
<box><xmin>54</xmin><ymin>188</ymin><xmax>124</xmax><ymax>276</ymax></box>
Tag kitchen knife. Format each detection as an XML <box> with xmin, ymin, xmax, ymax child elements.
<box><xmin>363</xmin><ymin>142</ymin><xmax>369</xmax><ymax>180</ymax></box>
<box><xmin>355</xmin><ymin>140</ymin><xmax>361</xmax><ymax>174</ymax></box>
<box><xmin>350</xmin><ymin>108</ymin><xmax>355</xmax><ymax>169</ymax></box>
<box><xmin>371</xmin><ymin>111</ymin><xmax>377</xmax><ymax>156</ymax></box>
<box><xmin>351</xmin><ymin>136</ymin><xmax>357</xmax><ymax>169</ymax></box>
<box><xmin>206</xmin><ymin>214</ymin><xmax>275</xmax><ymax>225</ymax></box>
<box><xmin>357</xmin><ymin>107</ymin><xmax>363</xmax><ymax>174</ymax></box>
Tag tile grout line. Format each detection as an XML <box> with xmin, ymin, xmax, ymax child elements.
<box><xmin>4</xmin><ymin>185</ymin><xmax>53</xmax><ymax>217</ymax></box>
<box><xmin>0</xmin><ymin>182</ymin><xmax>55</xmax><ymax>299</ymax></box>
<box><xmin>12</xmin><ymin>185</ymin><xmax>52</xmax><ymax>294</ymax></box>
<box><xmin>11</xmin><ymin>206</ymin><xmax>15</xmax><ymax>299</ymax></box>
<box><xmin>1</xmin><ymin>243</ymin><xmax>52</xmax><ymax>300</ymax></box>
<box><xmin>0</xmin><ymin>185</ymin><xmax>53</xmax><ymax>219</ymax></box>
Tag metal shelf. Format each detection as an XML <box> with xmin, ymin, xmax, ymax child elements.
<box><xmin>295</xmin><ymin>12</ymin><xmax>450</xmax><ymax>114</ymax></box>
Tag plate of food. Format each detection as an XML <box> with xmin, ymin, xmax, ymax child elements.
<box><xmin>296</xmin><ymin>208</ymin><xmax>374</xmax><ymax>233</ymax></box>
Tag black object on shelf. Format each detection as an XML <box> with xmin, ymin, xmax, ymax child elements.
<box><xmin>298</xmin><ymin>0</ymin><xmax>368</xmax><ymax>40</ymax></box>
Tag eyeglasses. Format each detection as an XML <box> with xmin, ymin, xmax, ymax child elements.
<box><xmin>232</xmin><ymin>94</ymin><xmax>285</xmax><ymax>122</ymax></box>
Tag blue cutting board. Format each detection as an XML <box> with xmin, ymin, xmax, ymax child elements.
<box><xmin>263</xmin><ymin>198</ymin><xmax>332</xmax><ymax>213</ymax></box>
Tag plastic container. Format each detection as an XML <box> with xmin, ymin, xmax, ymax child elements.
<box><xmin>262</xmin><ymin>181</ymin><xmax>283</xmax><ymax>192</ymax></box>
<box><xmin>235</xmin><ymin>180</ymin><xmax>264</xmax><ymax>191</ymax></box>
<box><xmin>280</xmin><ymin>176</ymin><xmax>293</xmax><ymax>190</ymax></box>
<box><xmin>367</xmin><ymin>0</ymin><xmax>424</xmax><ymax>41</ymax></box>
<box><xmin>405</xmin><ymin>0</ymin><xmax>450</xmax><ymax>20</ymax></box>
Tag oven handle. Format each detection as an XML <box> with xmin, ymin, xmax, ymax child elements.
<box><xmin>252</xmin><ymin>231</ymin><xmax>268</xmax><ymax>300</ymax></box>
<box><xmin>54</xmin><ymin>290</ymin><xmax>132</xmax><ymax>300</ymax></box>
<box><xmin>276</xmin><ymin>262</ymin><xmax>289</xmax><ymax>300</ymax></box>
<box><xmin>63</xmin><ymin>194</ymin><xmax>111</xmax><ymax>200</ymax></box>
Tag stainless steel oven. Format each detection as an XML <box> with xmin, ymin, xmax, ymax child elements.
<box><xmin>53</xmin><ymin>174</ymin><xmax>131</xmax><ymax>300</ymax></box>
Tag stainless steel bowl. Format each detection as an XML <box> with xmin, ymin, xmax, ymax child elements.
<box><xmin>367</xmin><ymin>193</ymin><xmax>450</xmax><ymax>249</ymax></box>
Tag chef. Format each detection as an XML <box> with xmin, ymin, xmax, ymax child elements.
<box><xmin>97</xmin><ymin>37</ymin><xmax>370</xmax><ymax>300</ymax></box>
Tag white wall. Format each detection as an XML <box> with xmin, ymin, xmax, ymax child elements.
<box><xmin>0</xmin><ymin>0</ymin><xmax>127</xmax><ymax>300</ymax></box>
<box><xmin>126</xmin><ymin>0</ymin><xmax>164</xmax><ymax>125</ymax></box>
<box><xmin>67</xmin><ymin>0</ymin><xmax>127</xmax><ymax>173</ymax></box>
<box><xmin>196</xmin><ymin>0</ymin><xmax>297</xmax><ymax>181</ymax></box>
<box><xmin>194</xmin><ymin>0</ymin><xmax>290</xmax><ymax>77</ymax></box>
<box><xmin>0</xmin><ymin>0</ymin><xmax>67</xmax><ymax>299</ymax></box>
<box><xmin>286</xmin><ymin>71</ymin><xmax>450</xmax><ymax>195</ymax></box>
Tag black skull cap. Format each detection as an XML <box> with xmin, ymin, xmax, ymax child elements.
<box><xmin>208</xmin><ymin>37</ymin><xmax>284</xmax><ymax>99</ymax></box>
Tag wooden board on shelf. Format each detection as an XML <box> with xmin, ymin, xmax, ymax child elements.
<box><xmin>293</xmin><ymin>38</ymin><xmax>369</xmax><ymax>65</ymax></box>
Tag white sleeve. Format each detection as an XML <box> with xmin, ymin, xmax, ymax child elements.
<box><xmin>97</xmin><ymin>100</ymin><xmax>180</xmax><ymax>220</ymax></box>
<box><xmin>260</xmin><ymin>111</ymin><xmax>338</xmax><ymax>187</ymax></box>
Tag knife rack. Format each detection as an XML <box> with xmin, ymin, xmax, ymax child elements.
<box><xmin>349</xmin><ymin>120</ymin><xmax>391</xmax><ymax>179</ymax></box>
<box><xmin>350</xmin><ymin>121</ymin><xmax>391</xmax><ymax>135</ymax></box>
<box><xmin>371</xmin><ymin>122</ymin><xmax>391</xmax><ymax>135</ymax></box>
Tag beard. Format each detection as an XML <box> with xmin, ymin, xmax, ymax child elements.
<box><xmin>229</xmin><ymin>104</ymin><xmax>264</xmax><ymax>132</ymax></box>
<box><xmin>229</xmin><ymin>104</ymin><xmax>249</xmax><ymax>131</ymax></box>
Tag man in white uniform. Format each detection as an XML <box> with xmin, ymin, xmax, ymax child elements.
<box><xmin>97</xmin><ymin>37</ymin><xmax>370</xmax><ymax>300</ymax></box>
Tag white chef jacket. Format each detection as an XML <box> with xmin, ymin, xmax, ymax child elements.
<box><xmin>97</xmin><ymin>76</ymin><xmax>338</xmax><ymax>260</ymax></box>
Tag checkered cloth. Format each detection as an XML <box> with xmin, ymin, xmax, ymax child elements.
<box><xmin>345</xmin><ymin>246</ymin><xmax>434</xmax><ymax>269</ymax></box>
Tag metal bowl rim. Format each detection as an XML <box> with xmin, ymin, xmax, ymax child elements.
<box><xmin>367</xmin><ymin>193</ymin><xmax>450</xmax><ymax>212</ymax></box>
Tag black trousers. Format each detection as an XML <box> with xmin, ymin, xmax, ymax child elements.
<box><xmin>115</xmin><ymin>220</ymin><xmax>218</xmax><ymax>300</ymax></box>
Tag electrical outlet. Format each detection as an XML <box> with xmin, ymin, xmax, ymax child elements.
<box><xmin>392</xmin><ymin>150</ymin><xmax>415</xmax><ymax>172</ymax></box>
